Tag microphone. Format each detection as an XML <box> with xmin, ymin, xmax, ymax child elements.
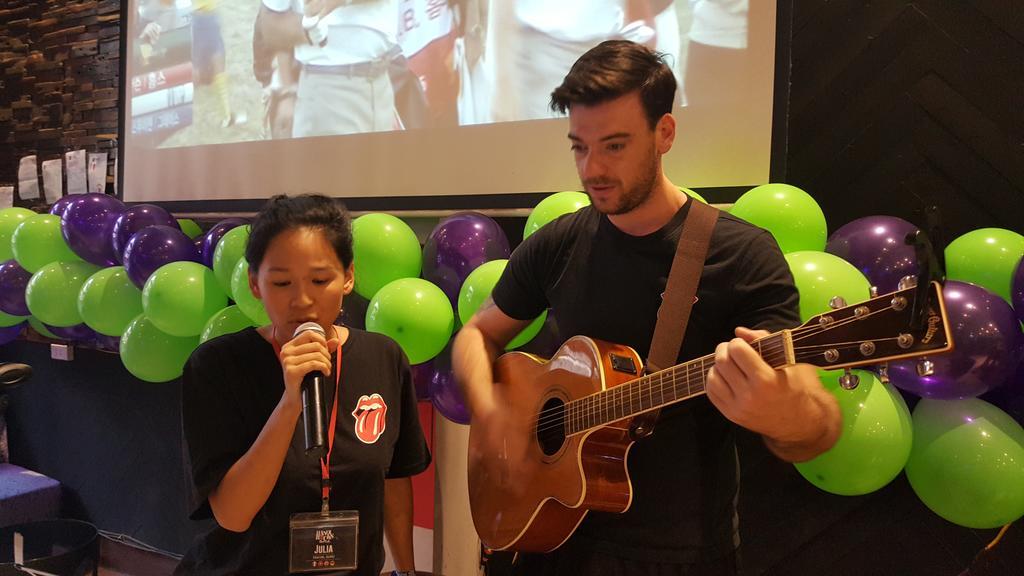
<box><xmin>293</xmin><ymin>322</ymin><xmax>329</xmax><ymax>458</ymax></box>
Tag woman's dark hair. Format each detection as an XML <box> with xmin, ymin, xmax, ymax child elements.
<box><xmin>549</xmin><ymin>40</ymin><xmax>676</xmax><ymax>129</ymax></box>
<box><xmin>245</xmin><ymin>194</ymin><xmax>353</xmax><ymax>271</ymax></box>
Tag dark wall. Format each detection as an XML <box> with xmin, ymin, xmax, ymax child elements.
<box><xmin>1</xmin><ymin>341</ymin><xmax>208</xmax><ymax>554</ymax></box>
<box><xmin>0</xmin><ymin>0</ymin><xmax>120</xmax><ymax>203</ymax></box>
<box><xmin>1</xmin><ymin>0</ymin><xmax>1023</xmax><ymax>573</ymax></box>
<box><xmin>785</xmin><ymin>0</ymin><xmax>1024</xmax><ymax>242</ymax></box>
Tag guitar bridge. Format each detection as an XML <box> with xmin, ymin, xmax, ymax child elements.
<box><xmin>609</xmin><ymin>354</ymin><xmax>638</xmax><ymax>375</ymax></box>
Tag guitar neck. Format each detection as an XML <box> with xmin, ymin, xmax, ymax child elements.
<box><xmin>564</xmin><ymin>331</ymin><xmax>794</xmax><ymax>436</ymax></box>
<box><xmin>560</xmin><ymin>282</ymin><xmax>955</xmax><ymax>436</ymax></box>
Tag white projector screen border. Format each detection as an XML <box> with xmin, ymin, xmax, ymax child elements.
<box><xmin>118</xmin><ymin>0</ymin><xmax>791</xmax><ymax>213</ymax></box>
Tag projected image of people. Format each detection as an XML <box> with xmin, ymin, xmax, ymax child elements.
<box><xmin>191</xmin><ymin>0</ymin><xmax>246</xmax><ymax>128</ymax></box>
<box><xmin>130</xmin><ymin>0</ymin><xmax>196</xmax><ymax>143</ymax></box>
<box><xmin>126</xmin><ymin>1</ymin><xmax>751</xmax><ymax>148</ymax></box>
<box><xmin>491</xmin><ymin>0</ymin><xmax>675</xmax><ymax>121</ymax></box>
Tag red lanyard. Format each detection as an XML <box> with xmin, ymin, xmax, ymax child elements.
<box><xmin>272</xmin><ymin>329</ymin><xmax>343</xmax><ymax>512</ymax></box>
<box><xmin>320</xmin><ymin>343</ymin><xmax>342</xmax><ymax>510</ymax></box>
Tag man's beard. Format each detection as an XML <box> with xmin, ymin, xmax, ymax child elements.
<box><xmin>584</xmin><ymin>152</ymin><xmax>658</xmax><ymax>216</ymax></box>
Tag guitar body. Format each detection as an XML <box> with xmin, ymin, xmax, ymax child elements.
<box><xmin>468</xmin><ymin>336</ymin><xmax>644</xmax><ymax>552</ymax></box>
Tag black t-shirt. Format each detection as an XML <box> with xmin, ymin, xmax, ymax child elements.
<box><xmin>491</xmin><ymin>201</ymin><xmax>800</xmax><ymax>564</ymax></box>
<box><xmin>176</xmin><ymin>327</ymin><xmax>431</xmax><ymax>576</ymax></box>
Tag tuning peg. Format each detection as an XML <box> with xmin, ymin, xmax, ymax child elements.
<box><xmin>839</xmin><ymin>368</ymin><xmax>860</xmax><ymax>390</ymax></box>
<box><xmin>829</xmin><ymin>296</ymin><xmax>847</xmax><ymax>310</ymax></box>
<box><xmin>898</xmin><ymin>275</ymin><xmax>918</xmax><ymax>290</ymax></box>
<box><xmin>917</xmin><ymin>358</ymin><xmax>935</xmax><ymax>377</ymax></box>
<box><xmin>877</xmin><ymin>364</ymin><xmax>890</xmax><ymax>384</ymax></box>
<box><xmin>870</xmin><ymin>286</ymin><xmax>879</xmax><ymax>297</ymax></box>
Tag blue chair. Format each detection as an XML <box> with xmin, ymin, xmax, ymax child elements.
<box><xmin>0</xmin><ymin>363</ymin><xmax>60</xmax><ymax>528</ymax></box>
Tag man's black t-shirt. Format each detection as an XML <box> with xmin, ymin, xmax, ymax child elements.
<box><xmin>175</xmin><ymin>327</ymin><xmax>431</xmax><ymax>575</ymax></box>
<box><xmin>491</xmin><ymin>201</ymin><xmax>800</xmax><ymax>563</ymax></box>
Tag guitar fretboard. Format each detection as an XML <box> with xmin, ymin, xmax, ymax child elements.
<box><xmin>562</xmin><ymin>332</ymin><xmax>792</xmax><ymax>436</ymax></box>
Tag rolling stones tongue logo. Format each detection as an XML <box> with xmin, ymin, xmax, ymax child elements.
<box><xmin>352</xmin><ymin>393</ymin><xmax>388</xmax><ymax>444</ymax></box>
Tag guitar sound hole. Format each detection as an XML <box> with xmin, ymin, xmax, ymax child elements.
<box><xmin>537</xmin><ymin>397</ymin><xmax>566</xmax><ymax>457</ymax></box>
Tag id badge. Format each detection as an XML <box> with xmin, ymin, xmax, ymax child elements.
<box><xmin>289</xmin><ymin>510</ymin><xmax>359</xmax><ymax>573</ymax></box>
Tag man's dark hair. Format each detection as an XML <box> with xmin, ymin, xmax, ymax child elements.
<box><xmin>246</xmin><ymin>194</ymin><xmax>354</xmax><ymax>271</ymax></box>
<box><xmin>550</xmin><ymin>40</ymin><xmax>676</xmax><ymax>129</ymax></box>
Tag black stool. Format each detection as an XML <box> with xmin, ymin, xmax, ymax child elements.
<box><xmin>0</xmin><ymin>519</ymin><xmax>99</xmax><ymax>576</ymax></box>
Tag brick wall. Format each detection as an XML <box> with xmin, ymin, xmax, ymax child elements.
<box><xmin>0</xmin><ymin>0</ymin><xmax>120</xmax><ymax>208</ymax></box>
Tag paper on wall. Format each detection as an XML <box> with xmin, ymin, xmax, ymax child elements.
<box><xmin>66</xmin><ymin>150</ymin><xmax>87</xmax><ymax>195</ymax></box>
<box><xmin>0</xmin><ymin>186</ymin><xmax>13</xmax><ymax>209</ymax></box>
<box><xmin>42</xmin><ymin>159</ymin><xmax>63</xmax><ymax>203</ymax></box>
<box><xmin>87</xmin><ymin>152</ymin><xmax>108</xmax><ymax>194</ymax></box>
<box><xmin>18</xmin><ymin>155</ymin><xmax>39</xmax><ymax>200</ymax></box>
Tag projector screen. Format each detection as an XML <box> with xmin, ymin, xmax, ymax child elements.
<box><xmin>122</xmin><ymin>0</ymin><xmax>781</xmax><ymax>209</ymax></box>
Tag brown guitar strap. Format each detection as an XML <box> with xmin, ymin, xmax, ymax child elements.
<box><xmin>630</xmin><ymin>197</ymin><xmax>719</xmax><ymax>439</ymax></box>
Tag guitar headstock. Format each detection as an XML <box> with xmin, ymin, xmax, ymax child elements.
<box><xmin>790</xmin><ymin>281</ymin><xmax>954</xmax><ymax>370</ymax></box>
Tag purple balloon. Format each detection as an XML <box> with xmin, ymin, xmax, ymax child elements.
<box><xmin>826</xmin><ymin>216</ymin><xmax>920</xmax><ymax>294</ymax></box>
<box><xmin>889</xmin><ymin>281</ymin><xmax>1024</xmax><ymax>399</ymax></box>
<box><xmin>61</xmin><ymin>193</ymin><xmax>126</xmax><ymax>266</ymax></box>
<box><xmin>123</xmin><ymin>225</ymin><xmax>200</xmax><ymax>289</ymax></box>
<box><xmin>425</xmin><ymin>340</ymin><xmax>469</xmax><ymax>424</ymax></box>
<box><xmin>0</xmin><ymin>322</ymin><xmax>25</xmax><ymax>346</ymax></box>
<box><xmin>422</xmin><ymin>212</ymin><xmax>510</xmax><ymax>306</ymax></box>
<box><xmin>48</xmin><ymin>195</ymin><xmax>76</xmax><ymax>218</ymax></box>
<box><xmin>198</xmin><ymin>218</ymin><xmax>248</xmax><ymax>268</ymax></box>
<box><xmin>45</xmin><ymin>323</ymin><xmax>96</xmax><ymax>342</ymax></box>
<box><xmin>0</xmin><ymin>260</ymin><xmax>32</xmax><ymax>317</ymax></box>
<box><xmin>1013</xmin><ymin>257</ymin><xmax>1023</xmax><ymax>327</ymax></box>
<box><xmin>111</xmin><ymin>204</ymin><xmax>180</xmax><ymax>263</ymax></box>
<box><xmin>91</xmin><ymin>332</ymin><xmax>121</xmax><ymax>352</ymax></box>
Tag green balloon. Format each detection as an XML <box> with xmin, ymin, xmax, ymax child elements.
<box><xmin>366</xmin><ymin>278</ymin><xmax>453</xmax><ymax>364</ymax></box>
<box><xmin>119</xmin><ymin>314</ymin><xmax>199</xmax><ymax>382</ymax></box>
<box><xmin>352</xmin><ymin>213</ymin><xmax>422</xmax><ymax>300</ymax></box>
<box><xmin>905</xmin><ymin>398</ymin><xmax>1024</xmax><ymax>529</ymax></box>
<box><xmin>458</xmin><ymin>259</ymin><xmax>546</xmax><ymax>349</ymax></box>
<box><xmin>729</xmin><ymin>183</ymin><xmax>826</xmax><ymax>253</ymax></box>
<box><xmin>0</xmin><ymin>207</ymin><xmax>37</xmax><ymax>262</ymax></box>
<box><xmin>25</xmin><ymin>261</ymin><xmax>101</xmax><ymax>327</ymax></box>
<box><xmin>201</xmin><ymin>305</ymin><xmax>255</xmax><ymax>343</ymax></box>
<box><xmin>231</xmin><ymin>258</ymin><xmax>270</xmax><ymax>326</ymax></box>
<box><xmin>795</xmin><ymin>370</ymin><xmax>912</xmax><ymax>496</ymax></box>
<box><xmin>78</xmin><ymin>266</ymin><xmax>143</xmax><ymax>336</ymax></box>
<box><xmin>945</xmin><ymin>228</ymin><xmax>1024</xmax><ymax>305</ymax></box>
<box><xmin>28</xmin><ymin>316</ymin><xmax>59</xmax><ymax>338</ymax></box>
<box><xmin>524</xmin><ymin>192</ymin><xmax>591</xmax><ymax>240</ymax></box>
<box><xmin>785</xmin><ymin>251</ymin><xmax>871</xmax><ymax>322</ymax></box>
<box><xmin>143</xmin><ymin>261</ymin><xmax>227</xmax><ymax>337</ymax></box>
<box><xmin>680</xmin><ymin>187</ymin><xmax>708</xmax><ymax>204</ymax></box>
<box><xmin>0</xmin><ymin>308</ymin><xmax>29</xmax><ymax>328</ymax></box>
<box><xmin>11</xmin><ymin>214</ymin><xmax>82</xmax><ymax>273</ymax></box>
<box><xmin>177</xmin><ymin>218</ymin><xmax>203</xmax><ymax>239</ymax></box>
<box><xmin>212</xmin><ymin>225</ymin><xmax>250</xmax><ymax>295</ymax></box>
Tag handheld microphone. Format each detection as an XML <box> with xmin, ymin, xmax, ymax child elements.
<box><xmin>293</xmin><ymin>322</ymin><xmax>329</xmax><ymax>458</ymax></box>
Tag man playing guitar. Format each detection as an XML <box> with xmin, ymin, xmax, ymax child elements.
<box><xmin>452</xmin><ymin>40</ymin><xmax>842</xmax><ymax>575</ymax></box>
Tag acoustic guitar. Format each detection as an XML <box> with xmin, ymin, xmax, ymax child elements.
<box><xmin>468</xmin><ymin>281</ymin><xmax>953</xmax><ymax>553</ymax></box>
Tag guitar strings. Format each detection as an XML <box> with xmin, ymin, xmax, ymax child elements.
<box><xmin>533</xmin><ymin>299</ymin><xmax>919</xmax><ymax>435</ymax></box>
<box><xmin>534</xmin><ymin>343</ymin><xmax>791</xmax><ymax>432</ymax></box>
<box><xmin>544</xmin><ymin>336</ymin><xmax>894</xmax><ymax>435</ymax></box>
<box><xmin>534</xmin><ymin>335</ymin><xmax>792</xmax><ymax>430</ymax></box>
